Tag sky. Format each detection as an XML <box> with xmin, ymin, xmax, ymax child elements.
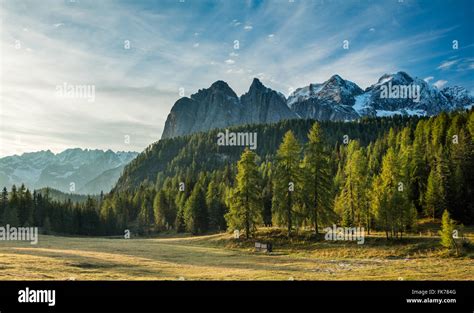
<box><xmin>0</xmin><ymin>0</ymin><xmax>473</xmax><ymax>157</ymax></box>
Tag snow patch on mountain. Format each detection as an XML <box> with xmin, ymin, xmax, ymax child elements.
<box><xmin>353</xmin><ymin>93</ymin><xmax>372</xmax><ymax>115</ymax></box>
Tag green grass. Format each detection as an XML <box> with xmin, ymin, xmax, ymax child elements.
<box><xmin>0</xmin><ymin>226</ymin><xmax>472</xmax><ymax>280</ymax></box>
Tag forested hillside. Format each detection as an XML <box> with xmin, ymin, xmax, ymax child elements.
<box><xmin>114</xmin><ymin>116</ymin><xmax>424</xmax><ymax>192</ymax></box>
<box><xmin>1</xmin><ymin>110</ymin><xmax>472</xmax><ymax>237</ymax></box>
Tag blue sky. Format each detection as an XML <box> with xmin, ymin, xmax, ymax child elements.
<box><xmin>1</xmin><ymin>0</ymin><xmax>473</xmax><ymax>156</ymax></box>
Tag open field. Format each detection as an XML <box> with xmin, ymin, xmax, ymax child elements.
<box><xmin>0</xmin><ymin>227</ymin><xmax>473</xmax><ymax>280</ymax></box>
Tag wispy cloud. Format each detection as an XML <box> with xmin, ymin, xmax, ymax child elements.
<box><xmin>424</xmin><ymin>76</ymin><xmax>434</xmax><ymax>82</ymax></box>
<box><xmin>1</xmin><ymin>0</ymin><xmax>473</xmax><ymax>156</ymax></box>
<box><xmin>434</xmin><ymin>80</ymin><xmax>448</xmax><ymax>89</ymax></box>
<box><xmin>437</xmin><ymin>60</ymin><xmax>458</xmax><ymax>70</ymax></box>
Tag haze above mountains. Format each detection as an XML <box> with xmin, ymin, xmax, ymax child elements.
<box><xmin>0</xmin><ymin>149</ymin><xmax>138</xmax><ymax>194</ymax></box>
<box><xmin>162</xmin><ymin>72</ymin><xmax>474</xmax><ymax>138</ymax></box>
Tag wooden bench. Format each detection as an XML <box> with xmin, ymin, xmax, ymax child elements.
<box><xmin>255</xmin><ymin>242</ymin><xmax>272</xmax><ymax>253</ymax></box>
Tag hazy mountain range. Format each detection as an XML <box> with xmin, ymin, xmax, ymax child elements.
<box><xmin>162</xmin><ymin>72</ymin><xmax>473</xmax><ymax>138</ymax></box>
<box><xmin>0</xmin><ymin>149</ymin><xmax>138</xmax><ymax>194</ymax></box>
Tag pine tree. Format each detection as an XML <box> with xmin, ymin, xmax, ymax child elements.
<box><xmin>300</xmin><ymin>122</ymin><xmax>333</xmax><ymax>235</ymax></box>
<box><xmin>184</xmin><ymin>183</ymin><xmax>208</xmax><ymax>234</ymax></box>
<box><xmin>154</xmin><ymin>190</ymin><xmax>170</xmax><ymax>230</ymax></box>
<box><xmin>83</xmin><ymin>196</ymin><xmax>101</xmax><ymax>235</ymax></box>
<box><xmin>4</xmin><ymin>185</ymin><xmax>19</xmax><ymax>226</ymax></box>
<box><xmin>225</xmin><ymin>148</ymin><xmax>262</xmax><ymax>238</ymax></box>
<box><xmin>175</xmin><ymin>207</ymin><xmax>186</xmax><ymax>233</ymax></box>
<box><xmin>431</xmin><ymin>112</ymin><xmax>449</xmax><ymax>148</ymax></box>
<box><xmin>424</xmin><ymin>149</ymin><xmax>449</xmax><ymax>220</ymax></box>
<box><xmin>0</xmin><ymin>187</ymin><xmax>8</xmax><ymax>224</ymax></box>
<box><xmin>138</xmin><ymin>190</ymin><xmax>155</xmax><ymax>233</ymax></box>
<box><xmin>18</xmin><ymin>187</ymin><xmax>33</xmax><ymax>226</ymax></box>
<box><xmin>261</xmin><ymin>162</ymin><xmax>273</xmax><ymax>227</ymax></box>
<box><xmin>371</xmin><ymin>148</ymin><xmax>413</xmax><ymax>239</ymax></box>
<box><xmin>100</xmin><ymin>198</ymin><xmax>118</xmax><ymax>235</ymax></box>
<box><xmin>439</xmin><ymin>210</ymin><xmax>457</xmax><ymax>253</ymax></box>
<box><xmin>448</xmin><ymin>127</ymin><xmax>473</xmax><ymax>223</ymax></box>
<box><xmin>410</xmin><ymin>120</ymin><xmax>429</xmax><ymax>211</ymax></box>
<box><xmin>335</xmin><ymin>141</ymin><xmax>367</xmax><ymax>227</ymax></box>
<box><xmin>272</xmin><ymin>131</ymin><xmax>302</xmax><ymax>237</ymax></box>
<box><xmin>206</xmin><ymin>179</ymin><xmax>227</xmax><ymax>231</ymax></box>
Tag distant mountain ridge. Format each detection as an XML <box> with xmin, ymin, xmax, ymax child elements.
<box><xmin>161</xmin><ymin>72</ymin><xmax>473</xmax><ymax>138</ymax></box>
<box><xmin>0</xmin><ymin>148</ymin><xmax>138</xmax><ymax>194</ymax></box>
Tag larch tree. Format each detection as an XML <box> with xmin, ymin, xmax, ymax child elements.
<box><xmin>300</xmin><ymin>122</ymin><xmax>333</xmax><ymax>235</ymax></box>
<box><xmin>372</xmin><ymin>147</ymin><xmax>413</xmax><ymax>239</ymax></box>
<box><xmin>335</xmin><ymin>141</ymin><xmax>367</xmax><ymax>227</ymax></box>
<box><xmin>439</xmin><ymin>209</ymin><xmax>458</xmax><ymax>254</ymax></box>
<box><xmin>424</xmin><ymin>148</ymin><xmax>449</xmax><ymax>220</ymax></box>
<box><xmin>225</xmin><ymin>148</ymin><xmax>262</xmax><ymax>238</ymax></box>
<box><xmin>272</xmin><ymin>131</ymin><xmax>302</xmax><ymax>237</ymax></box>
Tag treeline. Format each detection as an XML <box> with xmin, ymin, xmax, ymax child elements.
<box><xmin>1</xmin><ymin>110</ymin><xmax>472</xmax><ymax>237</ymax></box>
<box><xmin>0</xmin><ymin>185</ymin><xmax>103</xmax><ymax>235</ymax></box>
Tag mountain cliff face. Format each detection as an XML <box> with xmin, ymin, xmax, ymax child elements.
<box><xmin>161</xmin><ymin>72</ymin><xmax>473</xmax><ymax>138</ymax></box>
<box><xmin>161</xmin><ymin>78</ymin><xmax>297</xmax><ymax>139</ymax></box>
<box><xmin>0</xmin><ymin>149</ymin><xmax>138</xmax><ymax>194</ymax></box>
<box><xmin>161</xmin><ymin>81</ymin><xmax>242</xmax><ymax>138</ymax></box>
<box><xmin>240</xmin><ymin>78</ymin><xmax>297</xmax><ymax>124</ymax></box>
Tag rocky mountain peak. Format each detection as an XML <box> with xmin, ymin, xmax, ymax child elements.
<box><xmin>248</xmin><ymin>77</ymin><xmax>267</xmax><ymax>93</ymax></box>
<box><xmin>327</xmin><ymin>74</ymin><xmax>344</xmax><ymax>84</ymax></box>
<box><xmin>191</xmin><ymin>80</ymin><xmax>238</xmax><ymax>103</ymax></box>
<box><xmin>161</xmin><ymin>72</ymin><xmax>473</xmax><ymax>139</ymax></box>
<box><xmin>374</xmin><ymin>71</ymin><xmax>414</xmax><ymax>88</ymax></box>
<box><xmin>209</xmin><ymin>80</ymin><xmax>237</xmax><ymax>96</ymax></box>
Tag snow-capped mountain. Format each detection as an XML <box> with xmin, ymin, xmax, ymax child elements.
<box><xmin>351</xmin><ymin>72</ymin><xmax>467</xmax><ymax>117</ymax></box>
<box><xmin>161</xmin><ymin>71</ymin><xmax>473</xmax><ymax>139</ymax></box>
<box><xmin>0</xmin><ymin>149</ymin><xmax>138</xmax><ymax>194</ymax></box>
<box><xmin>288</xmin><ymin>74</ymin><xmax>364</xmax><ymax>121</ymax></box>
<box><xmin>292</xmin><ymin>71</ymin><xmax>473</xmax><ymax>119</ymax></box>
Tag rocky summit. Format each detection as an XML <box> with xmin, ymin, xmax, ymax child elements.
<box><xmin>161</xmin><ymin>72</ymin><xmax>473</xmax><ymax>139</ymax></box>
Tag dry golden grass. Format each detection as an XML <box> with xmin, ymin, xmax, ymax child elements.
<box><xmin>0</xmin><ymin>228</ymin><xmax>472</xmax><ymax>280</ymax></box>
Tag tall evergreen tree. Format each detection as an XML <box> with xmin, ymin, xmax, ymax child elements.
<box><xmin>261</xmin><ymin>162</ymin><xmax>273</xmax><ymax>227</ymax></box>
<box><xmin>154</xmin><ymin>189</ymin><xmax>170</xmax><ymax>230</ymax></box>
<box><xmin>0</xmin><ymin>187</ymin><xmax>8</xmax><ymax>224</ymax></box>
<box><xmin>138</xmin><ymin>190</ymin><xmax>155</xmax><ymax>233</ymax></box>
<box><xmin>272</xmin><ymin>131</ymin><xmax>302</xmax><ymax>237</ymax></box>
<box><xmin>184</xmin><ymin>183</ymin><xmax>208</xmax><ymax>234</ymax></box>
<box><xmin>18</xmin><ymin>187</ymin><xmax>33</xmax><ymax>226</ymax></box>
<box><xmin>335</xmin><ymin>141</ymin><xmax>367</xmax><ymax>228</ymax></box>
<box><xmin>439</xmin><ymin>209</ymin><xmax>457</xmax><ymax>254</ymax></box>
<box><xmin>300</xmin><ymin>122</ymin><xmax>333</xmax><ymax>235</ymax></box>
<box><xmin>424</xmin><ymin>149</ymin><xmax>449</xmax><ymax>220</ymax></box>
<box><xmin>206</xmin><ymin>179</ymin><xmax>227</xmax><ymax>231</ymax></box>
<box><xmin>371</xmin><ymin>148</ymin><xmax>414</xmax><ymax>239</ymax></box>
<box><xmin>5</xmin><ymin>185</ymin><xmax>19</xmax><ymax>226</ymax></box>
<box><xmin>225</xmin><ymin>149</ymin><xmax>262</xmax><ymax>238</ymax></box>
